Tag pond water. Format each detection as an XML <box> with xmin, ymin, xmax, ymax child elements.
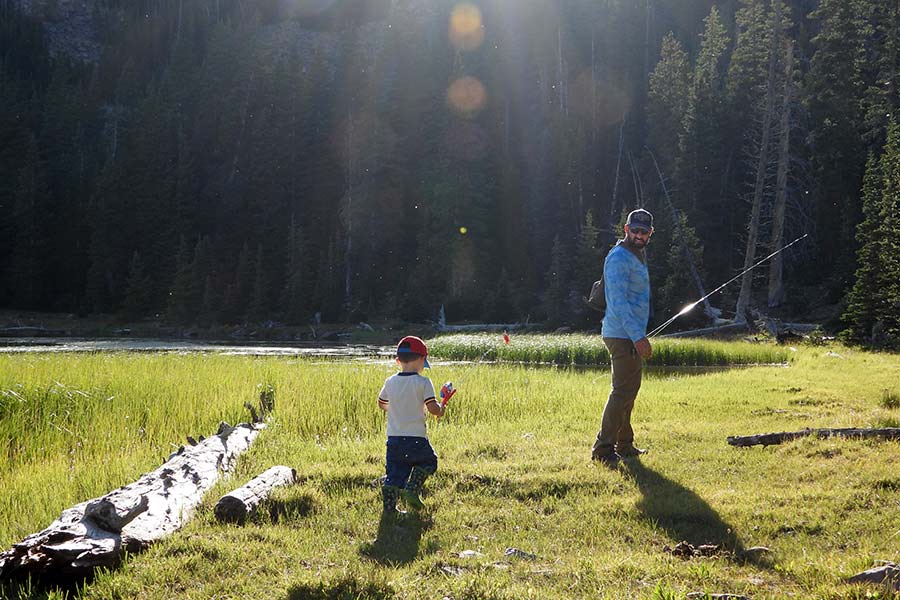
<box><xmin>0</xmin><ymin>337</ymin><xmax>392</xmax><ymax>358</ymax></box>
<box><xmin>0</xmin><ymin>338</ymin><xmax>771</xmax><ymax>378</ymax></box>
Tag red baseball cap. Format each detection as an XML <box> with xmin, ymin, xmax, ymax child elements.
<box><xmin>397</xmin><ymin>335</ymin><xmax>430</xmax><ymax>368</ymax></box>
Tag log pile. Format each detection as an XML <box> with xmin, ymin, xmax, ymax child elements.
<box><xmin>0</xmin><ymin>421</ymin><xmax>263</xmax><ymax>582</ymax></box>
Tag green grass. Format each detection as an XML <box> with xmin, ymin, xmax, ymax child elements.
<box><xmin>1</xmin><ymin>344</ymin><xmax>899</xmax><ymax>599</ymax></box>
<box><xmin>428</xmin><ymin>333</ymin><xmax>792</xmax><ymax>366</ymax></box>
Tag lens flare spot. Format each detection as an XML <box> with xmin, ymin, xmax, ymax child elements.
<box><xmin>447</xmin><ymin>76</ymin><xmax>487</xmax><ymax>118</ymax></box>
<box><xmin>449</xmin><ymin>3</ymin><xmax>484</xmax><ymax>51</ymax></box>
<box><xmin>459</xmin><ymin>226</ymin><xmax>468</xmax><ymax>235</ymax></box>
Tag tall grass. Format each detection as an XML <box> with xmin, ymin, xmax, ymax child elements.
<box><xmin>428</xmin><ymin>333</ymin><xmax>791</xmax><ymax>366</ymax></box>
<box><xmin>2</xmin><ymin>344</ymin><xmax>900</xmax><ymax>599</ymax></box>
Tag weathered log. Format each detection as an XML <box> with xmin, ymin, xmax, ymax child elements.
<box><xmin>214</xmin><ymin>465</ymin><xmax>297</xmax><ymax>523</ymax></box>
<box><xmin>686</xmin><ymin>594</ymin><xmax>751</xmax><ymax>600</ymax></box>
<box><xmin>0</xmin><ymin>421</ymin><xmax>263</xmax><ymax>582</ymax></box>
<box><xmin>727</xmin><ymin>428</ymin><xmax>900</xmax><ymax>447</ymax></box>
<box><xmin>848</xmin><ymin>561</ymin><xmax>900</xmax><ymax>590</ymax></box>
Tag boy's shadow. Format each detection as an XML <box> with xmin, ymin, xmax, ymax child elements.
<box><xmin>623</xmin><ymin>460</ymin><xmax>770</xmax><ymax>568</ymax></box>
<box><xmin>358</xmin><ymin>511</ymin><xmax>432</xmax><ymax>566</ymax></box>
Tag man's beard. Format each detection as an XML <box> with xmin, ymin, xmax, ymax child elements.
<box><xmin>628</xmin><ymin>236</ymin><xmax>647</xmax><ymax>248</ymax></box>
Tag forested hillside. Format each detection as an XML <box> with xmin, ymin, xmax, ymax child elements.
<box><xmin>1</xmin><ymin>0</ymin><xmax>897</xmax><ymax>342</ymax></box>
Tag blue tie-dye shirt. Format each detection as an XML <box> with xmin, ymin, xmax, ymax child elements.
<box><xmin>601</xmin><ymin>241</ymin><xmax>650</xmax><ymax>342</ymax></box>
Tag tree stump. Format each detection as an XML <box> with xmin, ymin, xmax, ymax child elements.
<box><xmin>214</xmin><ymin>466</ymin><xmax>297</xmax><ymax>523</ymax></box>
<box><xmin>0</xmin><ymin>421</ymin><xmax>263</xmax><ymax>582</ymax></box>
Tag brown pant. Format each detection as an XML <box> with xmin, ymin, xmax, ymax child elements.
<box><xmin>592</xmin><ymin>337</ymin><xmax>643</xmax><ymax>457</ymax></box>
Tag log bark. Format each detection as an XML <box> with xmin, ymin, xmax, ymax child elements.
<box><xmin>0</xmin><ymin>421</ymin><xmax>263</xmax><ymax>582</ymax></box>
<box><xmin>214</xmin><ymin>466</ymin><xmax>297</xmax><ymax>523</ymax></box>
<box><xmin>727</xmin><ymin>428</ymin><xmax>900</xmax><ymax>448</ymax></box>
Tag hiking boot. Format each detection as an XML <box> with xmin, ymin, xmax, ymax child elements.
<box><xmin>616</xmin><ymin>445</ymin><xmax>647</xmax><ymax>458</ymax></box>
<box><xmin>591</xmin><ymin>451</ymin><xmax>622</xmax><ymax>467</ymax></box>
<box><xmin>401</xmin><ymin>488</ymin><xmax>426</xmax><ymax>510</ymax></box>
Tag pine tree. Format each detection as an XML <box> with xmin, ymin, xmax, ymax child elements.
<box><xmin>191</xmin><ymin>236</ymin><xmax>219</xmax><ymax>326</ymax></box>
<box><xmin>661</xmin><ymin>212</ymin><xmax>706</xmax><ymax>329</ymax></box>
<box><xmin>222</xmin><ymin>242</ymin><xmax>253</xmax><ymax>325</ymax></box>
<box><xmin>804</xmin><ymin>0</ymin><xmax>872</xmax><ymax>278</ymax></box>
<box><xmin>166</xmin><ymin>236</ymin><xmax>195</xmax><ymax>325</ymax></box>
<box><xmin>542</xmin><ymin>235</ymin><xmax>569</xmax><ymax>327</ymax></box>
<box><xmin>574</xmin><ymin>210</ymin><xmax>602</xmax><ymax>292</ymax></box>
<box><xmin>676</xmin><ymin>4</ymin><xmax>731</xmax><ymax>277</ymax></box>
<box><xmin>646</xmin><ymin>32</ymin><xmax>691</xmax><ymax>176</ymax></box>
<box><xmin>8</xmin><ymin>136</ymin><xmax>50</xmax><ymax>308</ymax></box>
<box><xmin>280</xmin><ymin>217</ymin><xmax>310</xmax><ymax>325</ymax></box>
<box><xmin>121</xmin><ymin>251</ymin><xmax>151</xmax><ymax>321</ymax></box>
<box><xmin>249</xmin><ymin>243</ymin><xmax>269</xmax><ymax>323</ymax></box>
<box><xmin>843</xmin><ymin>121</ymin><xmax>900</xmax><ymax>347</ymax></box>
<box><xmin>726</xmin><ymin>0</ymin><xmax>774</xmax><ymax>122</ymax></box>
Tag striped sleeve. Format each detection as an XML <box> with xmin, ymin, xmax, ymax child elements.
<box><xmin>423</xmin><ymin>378</ymin><xmax>436</xmax><ymax>403</ymax></box>
<box><xmin>378</xmin><ymin>380</ymin><xmax>389</xmax><ymax>406</ymax></box>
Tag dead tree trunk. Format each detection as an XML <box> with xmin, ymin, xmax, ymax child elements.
<box><xmin>727</xmin><ymin>427</ymin><xmax>900</xmax><ymax>447</ymax></box>
<box><xmin>767</xmin><ymin>39</ymin><xmax>794</xmax><ymax>308</ymax></box>
<box><xmin>0</xmin><ymin>422</ymin><xmax>263</xmax><ymax>582</ymax></box>
<box><xmin>214</xmin><ymin>466</ymin><xmax>297</xmax><ymax>524</ymax></box>
<box><xmin>735</xmin><ymin>4</ymin><xmax>781</xmax><ymax>323</ymax></box>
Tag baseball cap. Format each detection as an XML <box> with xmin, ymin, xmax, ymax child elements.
<box><xmin>397</xmin><ymin>335</ymin><xmax>430</xmax><ymax>368</ymax></box>
<box><xmin>626</xmin><ymin>208</ymin><xmax>653</xmax><ymax>231</ymax></box>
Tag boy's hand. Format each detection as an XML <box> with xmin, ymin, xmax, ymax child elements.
<box><xmin>440</xmin><ymin>382</ymin><xmax>456</xmax><ymax>407</ymax></box>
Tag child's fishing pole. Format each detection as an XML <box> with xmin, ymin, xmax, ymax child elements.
<box><xmin>440</xmin><ymin>332</ymin><xmax>510</xmax><ymax>406</ymax></box>
<box><xmin>648</xmin><ymin>233</ymin><xmax>809</xmax><ymax>339</ymax></box>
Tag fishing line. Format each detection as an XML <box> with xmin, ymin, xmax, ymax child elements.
<box><xmin>647</xmin><ymin>233</ymin><xmax>809</xmax><ymax>338</ymax></box>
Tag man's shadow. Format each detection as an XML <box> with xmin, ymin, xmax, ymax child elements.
<box><xmin>623</xmin><ymin>460</ymin><xmax>770</xmax><ymax>568</ymax></box>
<box><xmin>358</xmin><ymin>511</ymin><xmax>432</xmax><ymax>566</ymax></box>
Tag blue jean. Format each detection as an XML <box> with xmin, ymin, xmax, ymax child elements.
<box><xmin>384</xmin><ymin>436</ymin><xmax>438</xmax><ymax>488</ymax></box>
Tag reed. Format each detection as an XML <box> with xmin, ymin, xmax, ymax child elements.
<box><xmin>428</xmin><ymin>333</ymin><xmax>790</xmax><ymax>366</ymax></box>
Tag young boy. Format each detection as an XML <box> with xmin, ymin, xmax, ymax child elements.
<box><xmin>378</xmin><ymin>335</ymin><xmax>445</xmax><ymax>513</ymax></box>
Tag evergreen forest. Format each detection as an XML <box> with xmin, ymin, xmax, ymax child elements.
<box><xmin>1</xmin><ymin>0</ymin><xmax>898</xmax><ymax>345</ymax></box>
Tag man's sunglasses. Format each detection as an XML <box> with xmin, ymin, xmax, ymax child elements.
<box><xmin>629</xmin><ymin>227</ymin><xmax>650</xmax><ymax>235</ymax></box>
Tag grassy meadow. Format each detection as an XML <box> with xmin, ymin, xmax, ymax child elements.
<box><xmin>1</xmin><ymin>341</ymin><xmax>899</xmax><ymax>599</ymax></box>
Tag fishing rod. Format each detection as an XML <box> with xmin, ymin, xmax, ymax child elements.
<box><xmin>647</xmin><ymin>233</ymin><xmax>809</xmax><ymax>339</ymax></box>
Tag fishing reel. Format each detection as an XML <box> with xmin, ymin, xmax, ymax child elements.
<box><xmin>439</xmin><ymin>382</ymin><xmax>456</xmax><ymax>407</ymax></box>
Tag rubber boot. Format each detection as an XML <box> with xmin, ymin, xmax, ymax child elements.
<box><xmin>382</xmin><ymin>485</ymin><xmax>404</xmax><ymax>515</ymax></box>
<box><xmin>402</xmin><ymin>465</ymin><xmax>435</xmax><ymax>510</ymax></box>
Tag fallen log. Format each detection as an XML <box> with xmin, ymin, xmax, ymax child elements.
<box><xmin>214</xmin><ymin>465</ymin><xmax>297</xmax><ymax>524</ymax></box>
<box><xmin>686</xmin><ymin>594</ymin><xmax>751</xmax><ymax>600</ymax></box>
<box><xmin>727</xmin><ymin>427</ymin><xmax>900</xmax><ymax>447</ymax></box>
<box><xmin>0</xmin><ymin>421</ymin><xmax>263</xmax><ymax>582</ymax></box>
<box><xmin>848</xmin><ymin>561</ymin><xmax>900</xmax><ymax>591</ymax></box>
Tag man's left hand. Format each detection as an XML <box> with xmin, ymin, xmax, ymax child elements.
<box><xmin>633</xmin><ymin>337</ymin><xmax>652</xmax><ymax>359</ymax></box>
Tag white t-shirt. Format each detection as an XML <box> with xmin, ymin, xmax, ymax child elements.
<box><xmin>378</xmin><ymin>372</ymin><xmax>437</xmax><ymax>438</ymax></box>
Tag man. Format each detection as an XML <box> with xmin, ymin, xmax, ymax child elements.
<box><xmin>591</xmin><ymin>208</ymin><xmax>654</xmax><ymax>466</ymax></box>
